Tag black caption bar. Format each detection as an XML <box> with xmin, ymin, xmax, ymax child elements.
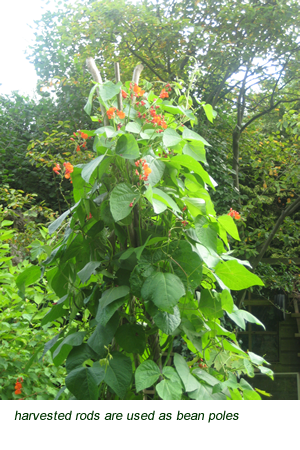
<box><xmin>3</xmin><ymin>405</ymin><xmax>280</xmax><ymax>428</ymax></box>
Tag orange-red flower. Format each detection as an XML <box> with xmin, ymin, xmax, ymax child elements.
<box><xmin>80</xmin><ymin>132</ymin><xmax>88</xmax><ymax>139</ymax></box>
<box><xmin>14</xmin><ymin>378</ymin><xmax>23</xmax><ymax>395</ymax></box>
<box><xmin>107</xmin><ymin>107</ymin><xmax>117</xmax><ymax>119</ymax></box>
<box><xmin>53</xmin><ymin>163</ymin><xmax>61</xmax><ymax>174</ymax></box>
<box><xmin>228</xmin><ymin>208</ymin><xmax>241</xmax><ymax>220</ymax></box>
<box><xmin>116</xmin><ymin>110</ymin><xmax>125</xmax><ymax>119</ymax></box>
<box><xmin>76</xmin><ymin>145</ymin><xmax>80</xmax><ymax>152</ymax></box>
<box><xmin>63</xmin><ymin>162</ymin><xmax>74</xmax><ymax>180</ymax></box>
<box><xmin>121</xmin><ymin>90</ymin><xmax>128</xmax><ymax>99</ymax></box>
<box><xmin>159</xmin><ymin>89</ymin><xmax>169</xmax><ymax>99</ymax></box>
<box><xmin>133</xmin><ymin>84</ymin><xmax>145</xmax><ymax>97</ymax></box>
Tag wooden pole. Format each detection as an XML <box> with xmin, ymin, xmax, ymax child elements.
<box><xmin>86</xmin><ymin>57</ymin><xmax>109</xmax><ymax>126</ymax></box>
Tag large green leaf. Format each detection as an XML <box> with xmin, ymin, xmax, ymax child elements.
<box><xmin>174</xmin><ymin>353</ymin><xmax>199</xmax><ymax>392</ymax></box>
<box><xmin>99</xmin><ymin>285</ymin><xmax>130</xmax><ymax>309</ymax></box>
<box><xmin>66</xmin><ymin>343</ymin><xmax>99</xmax><ymax>373</ymax></box>
<box><xmin>182</xmin><ymin>128</ymin><xmax>211</xmax><ymax>146</ymax></box>
<box><xmin>87</xmin><ymin>313</ymin><xmax>119</xmax><ymax>357</ymax></box>
<box><xmin>169</xmin><ymin>240</ymin><xmax>203</xmax><ymax>290</ymax></box>
<box><xmin>214</xmin><ymin>260</ymin><xmax>264</xmax><ymax>290</ymax></box>
<box><xmin>173</xmin><ymin>154</ymin><xmax>214</xmax><ymax>189</ymax></box>
<box><xmin>199</xmin><ymin>289</ymin><xmax>223</xmax><ymax>320</ymax></box>
<box><xmin>41</xmin><ymin>294</ymin><xmax>68</xmax><ymax>326</ymax></box>
<box><xmin>227</xmin><ymin>305</ymin><xmax>265</xmax><ymax>330</ymax></box>
<box><xmin>195</xmin><ymin>216</ymin><xmax>218</xmax><ymax>253</ymax></box>
<box><xmin>141</xmin><ymin>272</ymin><xmax>185</xmax><ymax>313</ymax></box>
<box><xmin>48</xmin><ymin>200</ymin><xmax>80</xmax><ymax>235</ymax></box>
<box><xmin>104</xmin><ymin>352</ymin><xmax>132</xmax><ymax>399</ymax></box>
<box><xmin>81</xmin><ymin>154</ymin><xmax>106</xmax><ymax>183</ymax></box>
<box><xmin>115</xmin><ymin>324</ymin><xmax>146</xmax><ymax>354</ymax></box>
<box><xmin>153</xmin><ymin>306</ymin><xmax>181</xmax><ymax>334</ymax></box>
<box><xmin>96</xmin><ymin>296</ymin><xmax>127</xmax><ymax>326</ymax></box>
<box><xmin>163</xmin><ymin>128</ymin><xmax>182</xmax><ymax>147</ymax></box>
<box><xmin>110</xmin><ymin>183</ymin><xmax>140</xmax><ymax>222</ymax></box>
<box><xmin>156</xmin><ymin>378</ymin><xmax>182</xmax><ymax>400</ymax></box>
<box><xmin>135</xmin><ymin>360</ymin><xmax>161</xmax><ymax>392</ymax></box>
<box><xmin>16</xmin><ymin>266</ymin><xmax>41</xmax><ymax>288</ymax></box>
<box><xmin>53</xmin><ymin>331</ymin><xmax>86</xmax><ymax>366</ymax></box>
<box><xmin>99</xmin><ymin>81</ymin><xmax>122</xmax><ymax>102</ymax></box>
<box><xmin>152</xmin><ymin>188</ymin><xmax>180</xmax><ymax>212</ymax></box>
<box><xmin>144</xmin><ymin>156</ymin><xmax>165</xmax><ymax>187</ymax></box>
<box><xmin>182</xmin><ymin>197</ymin><xmax>206</xmax><ymax>216</ymax></box>
<box><xmin>77</xmin><ymin>261</ymin><xmax>101</xmax><ymax>284</ymax></box>
<box><xmin>65</xmin><ymin>364</ymin><xmax>105</xmax><ymax>400</ymax></box>
<box><xmin>218</xmin><ymin>214</ymin><xmax>240</xmax><ymax>241</ymax></box>
<box><xmin>115</xmin><ymin>134</ymin><xmax>140</xmax><ymax>160</ymax></box>
<box><xmin>182</xmin><ymin>142</ymin><xmax>206</xmax><ymax>163</ymax></box>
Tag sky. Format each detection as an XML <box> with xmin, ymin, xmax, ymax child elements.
<box><xmin>0</xmin><ymin>0</ymin><xmax>58</xmax><ymax>97</ymax></box>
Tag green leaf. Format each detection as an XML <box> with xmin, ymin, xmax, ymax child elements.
<box><xmin>99</xmin><ymin>286</ymin><xmax>130</xmax><ymax>309</ymax></box>
<box><xmin>16</xmin><ymin>266</ymin><xmax>41</xmax><ymax>288</ymax></box>
<box><xmin>162</xmin><ymin>128</ymin><xmax>182</xmax><ymax>147</ymax></box>
<box><xmin>141</xmin><ymin>272</ymin><xmax>185</xmax><ymax>313</ymax></box>
<box><xmin>41</xmin><ymin>294</ymin><xmax>68</xmax><ymax>326</ymax></box>
<box><xmin>96</xmin><ymin>296</ymin><xmax>127</xmax><ymax>326</ymax></box>
<box><xmin>182</xmin><ymin>128</ymin><xmax>211</xmax><ymax>146</ymax></box>
<box><xmin>192</xmin><ymin>368</ymin><xmax>220</xmax><ymax>386</ymax></box>
<box><xmin>182</xmin><ymin>142</ymin><xmax>206</xmax><ymax>163</ymax></box>
<box><xmin>144</xmin><ymin>156</ymin><xmax>165</xmax><ymax>187</ymax></box>
<box><xmin>65</xmin><ymin>364</ymin><xmax>105</xmax><ymax>400</ymax></box>
<box><xmin>84</xmin><ymin>84</ymin><xmax>97</xmax><ymax>115</ymax></box>
<box><xmin>152</xmin><ymin>188</ymin><xmax>180</xmax><ymax>212</ymax></box>
<box><xmin>153</xmin><ymin>306</ymin><xmax>181</xmax><ymax>334</ymax></box>
<box><xmin>135</xmin><ymin>360</ymin><xmax>161</xmax><ymax>392</ymax></box>
<box><xmin>156</xmin><ymin>378</ymin><xmax>182</xmax><ymax>400</ymax></box>
<box><xmin>104</xmin><ymin>352</ymin><xmax>132</xmax><ymax>399</ymax></box>
<box><xmin>87</xmin><ymin>313</ymin><xmax>119</xmax><ymax>357</ymax></box>
<box><xmin>248</xmin><ymin>351</ymin><xmax>270</xmax><ymax>366</ymax></box>
<box><xmin>77</xmin><ymin>261</ymin><xmax>101</xmax><ymax>284</ymax></box>
<box><xmin>99</xmin><ymin>81</ymin><xmax>122</xmax><ymax>102</ymax></box>
<box><xmin>218</xmin><ymin>214</ymin><xmax>240</xmax><ymax>241</ymax></box>
<box><xmin>48</xmin><ymin>201</ymin><xmax>80</xmax><ymax>235</ymax></box>
<box><xmin>214</xmin><ymin>260</ymin><xmax>264</xmax><ymax>290</ymax></box>
<box><xmin>125</xmin><ymin>122</ymin><xmax>142</xmax><ymax>134</ymax></box>
<box><xmin>81</xmin><ymin>154</ymin><xmax>106</xmax><ymax>183</ymax></box>
<box><xmin>174</xmin><ymin>353</ymin><xmax>199</xmax><ymax>392</ymax></box>
<box><xmin>173</xmin><ymin>154</ymin><xmax>214</xmax><ymax>189</ymax></box>
<box><xmin>110</xmin><ymin>183</ymin><xmax>140</xmax><ymax>222</ymax></box>
<box><xmin>227</xmin><ymin>306</ymin><xmax>265</xmax><ymax>330</ymax></box>
<box><xmin>183</xmin><ymin>197</ymin><xmax>206</xmax><ymax>216</ymax></box>
<box><xmin>199</xmin><ymin>290</ymin><xmax>223</xmax><ymax>320</ymax></box>
<box><xmin>243</xmin><ymin>389</ymin><xmax>261</xmax><ymax>400</ymax></box>
<box><xmin>53</xmin><ymin>331</ymin><xmax>86</xmax><ymax>366</ymax></box>
<box><xmin>202</xmin><ymin>104</ymin><xmax>214</xmax><ymax>123</ymax></box>
<box><xmin>115</xmin><ymin>324</ymin><xmax>146</xmax><ymax>354</ymax></box>
<box><xmin>220</xmin><ymin>290</ymin><xmax>234</xmax><ymax>313</ymax></box>
<box><xmin>66</xmin><ymin>343</ymin><xmax>99</xmax><ymax>373</ymax></box>
<box><xmin>169</xmin><ymin>240</ymin><xmax>203</xmax><ymax>290</ymax></box>
<box><xmin>195</xmin><ymin>216</ymin><xmax>218</xmax><ymax>253</ymax></box>
<box><xmin>115</xmin><ymin>134</ymin><xmax>140</xmax><ymax>160</ymax></box>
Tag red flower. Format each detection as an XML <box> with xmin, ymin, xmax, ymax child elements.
<box><xmin>63</xmin><ymin>162</ymin><xmax>73</xmax><ymax>180</ymax></box>
<box><xmin>86</xmin><ymin>213</ymin><xmax>92</xmax><ymax>220</ymax></box>
<box><xmin>129</xmin><ymin>202</ymin><xmax>133</xmax><ymax>207</ymax></box>
<box><xmin>80</xmin><ymin>132</ymin><xmax>88</xmax><ymax>139</ymax></box>
<box><xmin>133</xmin><ymin>84</ymin><xmax>145</xmax><ymax>97</ymax></box>
<box><xmin>116</xmin><ymin>110</ymin><xmax>125</xmax><ymax>119</ymax></box>
<box><xmin>53</xmin><ymin>163</ymin><xmax>61</xmax><ymax>174</ymax></box>
<box><xmin>159</xmin><ymin>89</ymin><xmax>169</xmax><ymax>99</ymax></box>
<box><xmin>228</xmin><ymin>208</ymin><xmax>241</xmax><ymax>220</ymax></box>
<box><xmin>107</xmin><ymin>107</ymin><xmax>117</xmax><ymax>120</ymax></box>
<box><xmin>121</xmin><ymin>90</ymin><xmax>127</xmax><ymax>98</ymax></box>
<box><xmin>182</xmin><ymin>220</ymin><xmax>188</xmax><ymax>226</ymax></box>
<box><xmin>76</xmin><ymin>145</ymin><xmax>80</xmax><ymax>152</ymax></box>
<box><xmin>14</xmin><ymin>378</ymin><xmax>23</xmax><ymax>395</ymax></box>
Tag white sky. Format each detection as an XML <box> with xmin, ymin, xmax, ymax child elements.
<box><xmin>0</xmin><ymin>0</ymin><xmax>58</xmax><ymax>97</ymax></box>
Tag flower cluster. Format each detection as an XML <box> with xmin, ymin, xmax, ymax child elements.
<box><xmin>106</xmin><ymin>107</ymin><xmax>125</xmax><ymax>120</ymax></box>
<box><xmin>53</xmin><ymin>161</ymin><xmax>73</xmax><ymax>182</ymax></box>
<box><xmin>63</xmin><ymin>162</ymin><xmax>73</xmax><ymax>180</ymax></box>
<box><xmin>15</xmin><ymin>377</ymin><xmax>23</xmax><ymax>395</ymax></box>
<box><xmin>133</xmin><ymin>84</ymin><xmax>145</xmax><ymax>97</ymax></box>
<box><xmin>70</xmin><ymin>130</ymin><xmax>91</xmax><ymax>152</ymax></box>
<box><xmin>134</xmin><ymin>159</ymin><xmax>152</xmax><ymax>181</ymax></box>
<box><xmin>228</xmin><ymin>208</ymin><xmax>241</xmax><ymax>220</ymax></box>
